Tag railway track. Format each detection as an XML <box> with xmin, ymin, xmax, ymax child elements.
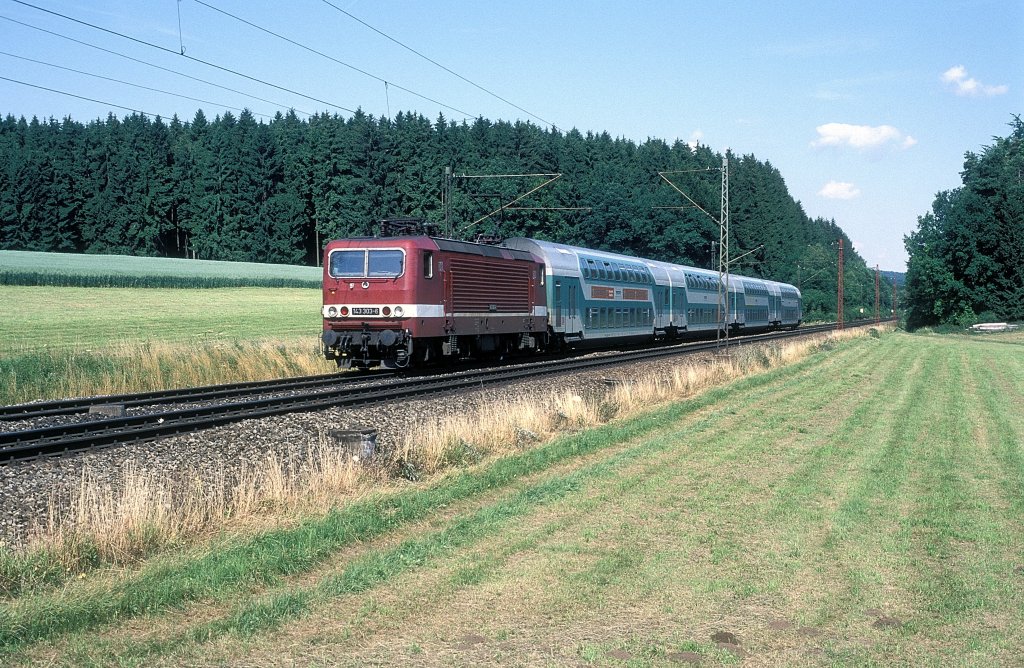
<box><xmin>0</xmin><ymin>370</ymin><xmax>399</xmax><ymax>422</ymax></box>
<box><xmin>0</xmin><ymin>321</ymin><xmax>878</xmax><ymax>464</ymax></box>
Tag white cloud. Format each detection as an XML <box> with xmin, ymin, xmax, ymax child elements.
<box><xmin>811</xmin><ymin>123</ymin><xmax>916</xmax><ymax>151</ymax></box>
<box><xmin>942</xmin><ymin>65</ymin><xmax>1008</xmax><ymax>96</ymax></box>
<box><xmin>686</xmin><ymin>130</ymin><xmax>704</xmax><ymax>150</ymax></box>
<box><xmin>818</xmin><ymin>181</ymin><xmax>861</xmax><ymax>200</ymax></box>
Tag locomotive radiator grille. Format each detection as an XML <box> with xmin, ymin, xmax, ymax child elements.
<box><xmin>449</xmin><ymin>257</ymin><xmax>532</xmax><ymax>312</ymax></box>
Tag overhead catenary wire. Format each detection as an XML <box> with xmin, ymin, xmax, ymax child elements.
<box><xmin>0</xmin><ymin>50</ymin><xmax>274</xmax><ymax>119</ymax></box>
<box><xmin>0</xmin><ymin>15</ymin><xmax>314</xmax><ymax>117</ymax></box>
<box><xmin>0</xmin><ymin>74</ymin><xmax>168</xmax><ymax>118</ymax></box>
<box><xmin>9</xmin><ymin>0</ymin><xmax>357</xmax><ymax>114</ymax></box>
<box><xmin>658</xmin><ymin>171</ymin><xmax>720</xmax><ymax>224</ymax></box>
<box><xmin>458</xmin><ymin>173</ymin><xmax>563</xmax><ymax>232</ymax></box>
<box><xmin>6</xmin><ymin>1</ymin><xmax>557</xmax><ymax>130</ymax></box>
<box><xmin>175</xmin><ymin>0</ymin><xmax>185</xmax><ymax>55</ymax></box>
<box><xmin>318</xmin><ymin>0</ymin><xmax>559</xmax><ymax>131</ymax></box>
<box><xmin>190</xmin><ymin>0</ymin><xmax>476</xmax><ymax>120</ymax></box>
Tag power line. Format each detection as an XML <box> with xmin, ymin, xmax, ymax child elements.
<box><xmin>317</xmin><ymin>0</ymin><xmax>559</xmax><ymax>131</ymax></box>
<box><xmin>0</xmin><ymin>15</ymin><xmax>314</xmax><ymax>116</ymax></box>
<box><xmin>9</xmin><ymin>0</ymin><xmax>356</xmax><ymax>113</ymax></box>
<box><xmin>191</xmin><ymin>0</ymin><xmax>476</xmax><ymax>120</ymax></box>
<box><xmin>0</xmin><ymin>74</ymin><xmax>168</xmax><ymax>118</ymax></box>
<box><xmin>0</xmin><ymin>50</ymin><xmax>275</xmax><ymax>119</ymax></box>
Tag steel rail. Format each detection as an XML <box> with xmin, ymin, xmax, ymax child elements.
<box><xmin>0</xmin><ymin>370</ymin><xmax>396</xmax><ymax>421</ymax></box>
<box><xmin>0</xmin><ymin>321</ymin><xmax>880</xmax><ymax>464</ymax></box>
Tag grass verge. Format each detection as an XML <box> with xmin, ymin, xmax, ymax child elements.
<box><xmin>16</xmin><ymin>326</ymin><xmax>1018</xmax><ymax>668</ymax></box>
<box><xmin>0</xmin><ymin>331</ymin><xmax>852</xmax><ymax>652</ymax></box>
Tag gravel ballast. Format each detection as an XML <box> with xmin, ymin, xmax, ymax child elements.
<box><xmin>0</xmin><ymin>340</ymin><xmax>788</xmax><ymax>551</ymax></box>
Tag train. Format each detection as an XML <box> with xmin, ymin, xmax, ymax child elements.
<box><xmin>320</xmin><ymin>229</ymin><xmax>802</xmax><ymax>369</ymax></box>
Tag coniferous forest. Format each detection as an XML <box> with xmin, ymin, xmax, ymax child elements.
<box><xmin>0</xmin><ymin>107</ymin><xmax>888</xmax><ymax>319</ymax></box>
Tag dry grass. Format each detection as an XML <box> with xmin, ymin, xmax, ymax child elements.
<box><xmin>28</xmin><ymin>431</ymin><xmax>366</xmax><ymax>567</ymax></box>
<box><xmin>20</xmin><ymin>328</ymin><xmax>881</xmax><ymax>573</ymax></box>
<box><xmin>392</xmin><ymin>328</ymin><xmax>881</xmax><ymax>477</ymax></box>
<box><xmin>2</xmin><ymin>338</ymin><xmax>334</xmax><ymax>406</ymax></box>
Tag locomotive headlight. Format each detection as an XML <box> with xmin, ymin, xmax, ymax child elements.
<box><xmin>340</xmin><ymin>306</ymin><xmax>349</xmax><ymax>317</ymax></box>
<box><xmin>326</xmin><ymin>306</ymin><xmax>338</xmax><ymax>317</ymax></box>
<box><xmin>393</xmin><ymin>305</ymin><xmax>404</xmax><ymax>317</ymax></box>
<box><xmin>382</xmin><ymin>306</ymin><xmax>392</xmax><ymax>316</ymax></box>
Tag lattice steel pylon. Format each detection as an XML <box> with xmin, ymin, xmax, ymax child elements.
<box><xmin>717</xmin><ymin>155</ymin><xmax>730</xmax><ymax>349</ymax></box>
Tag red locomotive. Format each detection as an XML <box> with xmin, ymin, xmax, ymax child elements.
<box><xmin>321</xmin><ymin>227</ymin><xmax>547</xmax><ymax>369</ymax></box>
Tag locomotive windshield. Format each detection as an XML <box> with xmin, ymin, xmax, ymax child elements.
<box><xmin>329</xmin><ymin>249</ymin><xmax>405</xmax><ymax>278</ymax></box>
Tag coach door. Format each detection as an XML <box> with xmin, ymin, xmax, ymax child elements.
<box><xmin>567</xmin><ymin>284</ymin><xmax>579</xmax><ymax>334</ymax></box>
<box><xmin>554</xmin><ymin>280</ymin><xmax>563</xmax><ymax>329</ymax></box>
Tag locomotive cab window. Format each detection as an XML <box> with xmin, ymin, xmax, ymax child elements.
<box><xmin>422</xmin><ymin>251</ymin><xmax>433</xmax><ymax>279</ymax></box>
<box><xmin>328</xmin><ymin>249</ymin><xmax>405</xmax><ymax>278</ymax></box>
<box><xmin>368</xmin><ymin>250</ymin><xmax>404</xmax><ymax>277</ymax></box>
<box><xmin>328</xmin><ymin>250</ymin><xmax>365</xmax><ymax>278</ymax></box>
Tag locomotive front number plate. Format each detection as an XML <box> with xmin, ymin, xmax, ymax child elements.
<box><xmin>352</xmin><ymin>307</ymin><xmax>380</xmax><ymax>316</ymax></box>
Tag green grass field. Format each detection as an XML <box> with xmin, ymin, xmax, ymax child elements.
<box><xmin>0</xmin><ymin>285</ymin><xmax>328</xmax><ymax>404</ymax></box>
<box><xmin>0</xmin><ymin>251</ymin><xmax>328</xmax><ymax>403</ymax></box>
<box><xmin>0</xmin><ymin>285</ymin><xmax>320</xmax><ymax>351</ymax></box>
<box><xmin>1</xmin><ymin>330</ymin><xmax>1021</xmax><ymax>666</ymax></box>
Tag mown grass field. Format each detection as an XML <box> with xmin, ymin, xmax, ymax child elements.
<box><xmin>1</xmin><ymin>330</ymin><xmax>1020</xmax><ymax>666</ymax></box>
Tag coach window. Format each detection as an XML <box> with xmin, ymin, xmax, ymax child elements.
<box><xmin>422</xmin><ymin>251</ymin><xmax>433</xmax><ymax>278</ymax></box>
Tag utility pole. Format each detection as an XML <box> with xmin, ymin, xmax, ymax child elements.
<box><xmin>443</xmin><ymin>166</ymin><xmax>452</xmax><ymax>238</ymax></box>
<box><xmin>874</xmin><ymin>265</ymin><xmax>880</xmax><ymax>324</ymax></box>
<box><xmin>893</xmin><ymin>281</ymin><xmax>898</xmax><ymax>321</ymax></box>
<box><xmin>837</xmin><ymin>239</ymin><xmax>845</xmax><ymax>330</ymax></box>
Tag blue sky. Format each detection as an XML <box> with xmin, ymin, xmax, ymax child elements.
<box><xmin>2</xmin><ymin>0</ymin><xmax>1021</xmax><ymax>271</ymax></box>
